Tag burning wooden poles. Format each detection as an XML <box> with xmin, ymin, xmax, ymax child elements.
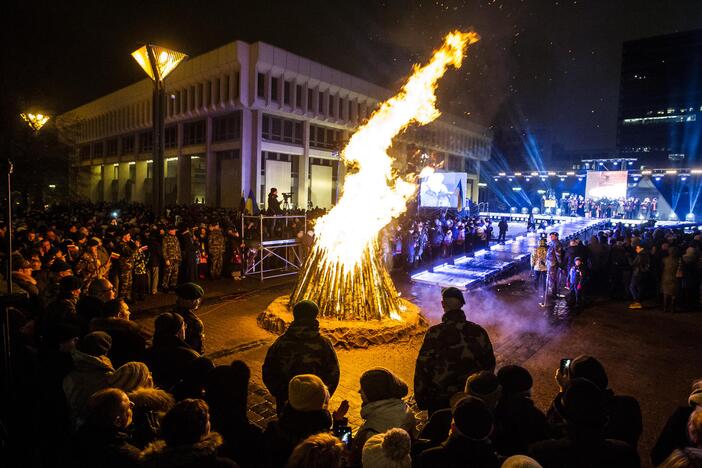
<box><xmin>289</xmin><ymin>239</ymin><xmax>404</xmax><ymax>321</ymax></box>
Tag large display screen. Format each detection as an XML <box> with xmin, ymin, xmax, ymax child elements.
<box><xmin>419</xmin><ymin>172</ymin><xmax>468</xmax><ymax>208</ymax></box>
<box><xmin>585</xmin><ymin>170</ymin><xmax>628</xmax><ymax>200</ymax></box>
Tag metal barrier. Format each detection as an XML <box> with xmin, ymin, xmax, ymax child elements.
<box><xmin>241</xmin><ymin>214</ymin><xmax>307</xmax><ymax>281</ymax></box>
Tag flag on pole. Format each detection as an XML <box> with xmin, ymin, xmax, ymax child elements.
<box><xmin>456</xmin><ymin>179</ymin><xmax>464</xmax><ymax>212</ymax></box>
<box><xmin>245</xmin><ymin>189</ymin><xmax>260</xmax><ymax>215</ymax></box>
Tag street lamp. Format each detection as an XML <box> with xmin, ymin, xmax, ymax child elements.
<box><xmin>131</xmin><ymin>44</ymin><xmax>187</xmax><ymax>216</ymax></box>
<box><xmin>20</xmin><ymin>112</ymin><xmax>50</xmax><ymax>132</ymax></box>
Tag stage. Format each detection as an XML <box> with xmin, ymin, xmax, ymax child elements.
<box><xmin>410</xmin><ymin>215</ymin><xmax>612</xmax><ymax>291</ymax></box>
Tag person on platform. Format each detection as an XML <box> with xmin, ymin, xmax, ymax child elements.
<box><xmin>163</xmin><ymin>281</ymin><xmax>204</xmax><ymax>352</ymax></box>
<box><xmin>498</xmin><ymin>218</ymin><xmax>508</xmax><ymax>244</ymax></box>
<box><xmin>267</xmin><ymin>187</ymin><xmax>283</xmax><ymax>215</ymax></box>
<box><xmin>262</xmin><ymin>300</ymin><xmax>340</xmax><ymax>414</ymax></box>
<box><xmin>414</xmin><ymin>287</ymin><xmax>496</xmax><ymax>415</ymax></box>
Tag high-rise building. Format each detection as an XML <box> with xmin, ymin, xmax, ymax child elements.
<box><xmin>617</xmin><ymin>29</ymin><xmax>702</xmax><ymax>167</ymax></box>
<box><xmin>56</xmin><ymin>40</ymin><xmax>492</xmax><ymax>209</ymax></box>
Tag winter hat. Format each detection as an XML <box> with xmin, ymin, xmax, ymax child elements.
<box><xmin>205</xmin><ymin>361</ymin><xmax>251</xmax><ymax>407</ymax></box>
<box><xmin>497</xmin><ymin>365</ymin><xmax>533</xmax><ymax>395</ymax></box>
<box><xmin>465</xmin><ymin>371</ymin><xmax>502</xmax><ymax>409</ymax></box>
<box><xmin>154</xmin><ymin>312</ymin><xmax>185</xmax><ymax>337</ymax></box>
<box><xmin>501</xmin><ymin>455</ymin><xmax>543</xmax><ymax>468</ymax></box>
<box><xmin>689</xmin><ymin>379</ymin><xmax>702</xmax><ymax>407</ymax></box>
<box><xmin>442</xmin><ymin>287</ymin><xmax>465</xmax><ymax>305</ymax></box>
<box><xmin>175</xmin><ymin>282</ymin><xmax>205</xmax><ymax>300</ymax></box>
<box><xmin>87</xmin><ymin>238</ymin><xmax>100</xmax><ymax>247</ymax></box>
<box><xmin>451</xmin><ymin>395</ymin><xmax>494</xmax><ymax>440</ymax></box>
<box><xmin>78</xmin><ymin>331</ymin><xmax>112</xmax><ymax>356</ymax></box>
<box><xmin>288</xmin><ymin>374</ymin><xmax>329</xmax><ymax>412</ymax></box>
<box><xmin>557</xmin><ymin>378</ymin><xmax>606</xmax><ymax>426</ymax></box>
<box><xmin>568</xmin><ymin>355</ymin><xmax>608</xmax><ymax>390</ymax></box>
<box><xmin>50</xmin><ymin>260</ymin><xmax>72</xmax><ymax>273</ymax></box>
<box><xmin>109</xmin><ymin>362</ymin><xmax>152</xmax><ymax>392</ymax></box>
<box><xmin>292</xmin><ymin>300</ymin><xmax>319</xmax><ymax>323</ymax></box>
<box><xmin>360</xmin><ymin>367</ymin><xmax>408</xmax><ymax>403</ymax></box>
<box><xmin>361</xmin><ymin>428</ymin><xmax>412</xmax><ymax>468</ymax></box>
<box><xmin>59</xmin><ymin>275</ymin><xmax>83</xmax><ymax>293</ymax></box>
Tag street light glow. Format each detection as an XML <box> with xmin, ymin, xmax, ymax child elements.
<box><xmin>20</xmin><ymin>112</ymin><xmax>50</xmax><ymax>131</ymax></box>
<box><xmin>131</xmin><ymin>44</ymin><xmax>187</xmax><ymax>81</ymax></box>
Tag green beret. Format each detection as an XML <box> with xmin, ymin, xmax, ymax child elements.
<box><xmin>175</xmin><ymin>282</ymin><xmax>205</xmax><ymax>300</ymax></box>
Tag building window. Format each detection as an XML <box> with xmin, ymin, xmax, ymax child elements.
<box><xmin>222</xmin><ymin>75</ymin><xmax>230</xmax><ymax>102</ymax></box>
<box><xmin>164</xmin><ymin>126</ymin><xmax>178</xmax><ymax>149</ymax></box>
<box><xmin>257</xmin><ymin>73</ymin><xmax>265</xmax><ymax>98</ymax></box>
<box><xmin>295</xmin><ymin>84</ymin><xmax>302</xmax><ymax>109</ymax></box>
<box><xmin>213</xmin><ymin>112</ymin><xmax>242</xmax><ymax>142</ymax></box>
<box><xmin>79</xmin><ymin>145</ymin><xmax>90</xmax><ymax>160</ymax></box>
<box><xmin>93</xmin><ymin>142</ymin><xmax>104</xmax><ymax>157</ymax></box>
<box><xmin>328</xmin><ymin>95</ymin><xmax>335</xmax><ymax>118</ymax></box>
<box><xmin>307</xmin><ymin>90</ymin><xmax>313</xmax><ymax>112</ymax></box>
<box><xmin>121</xmin><ymin>135</ymin><xmax>134</xmax><ymax>155</ymax></box>
<box><xmin>106</xmin><ymin>139</ymin><xmax>118</xmax><ymax>156</ymax></box>
<box><xmin>139</xmin><ymin>132</ymin><xmax>153</xmax><ymax>152</ymax></box>
<box><xmin>309</xmin><ymin>124</ymin><xmax>341</xmax><ymax>149</ymax></box>
<box><xmin>183</xmin><ymin>120</ymin><xmax>206</xmax><ymax>146</ymax></box>
<box><xmin>262</xmin><ymin>114</ymin><xmax>303</xmax><ymax>145</ymax></box>
<box><xmin>271</xmin><ymin>77</ymin><xmax>279</xmax><ymax>102</ymax></box>
<box><xmin>318</xmin><ymin>91</ymin><xmax>324</xmax><ymax>114</ymax></box>
<box><xmin>284</xmin><ymin>81</ymin><xmax>291</xmax><ymax>105</ymax></box>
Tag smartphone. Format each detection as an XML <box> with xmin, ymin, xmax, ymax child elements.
<box><xmin>560</xmin><ymin>358</ymin><xmax>572</xmax><ymax>374</ymax></box>
<box><xmin>333</xmin><ymin>426</ymin><xmax>352</xmax><ymax>446</ymax></box>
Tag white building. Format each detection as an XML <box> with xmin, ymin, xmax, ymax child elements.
<box><xmin>56</xmin><ymin>40</ymin><xmax>492</xmax><ymax>209</ymax></box>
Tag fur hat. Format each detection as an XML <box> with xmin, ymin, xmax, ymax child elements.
<box><xmin>288</xmin><ymin>374</ymin><xmax>329</xmax><ymax>412</ymax></box>
<box><xmin>292</xmin><ymin>300</ymin><xmax>319</xmax><ymax>323</ymax></box>
<box><xmin>360</xmin><ymin>367</ymin><xmax>408</xmax><ymax>403</ymax></box>
<box><xmin>109</xmin><ymin>361</ymin><xmax>152</xmax><ymax>392</ymax></box>
<box><xmin>569</xmin><ymin>355</ymin><xmax>608</xmax><ymax>390</ymax></box>
<box><xmin>451</xmin><ymin>395</ymin><xmax>493</xmax><ymax>440</ymax></box>
<box><xmin>361</xmin><ymin>428</ymin><xmax>412</xmax><ymax>468</ymax></box>
<box><xmin>175</xmin><ymin>282</ymin><xmax>205</xmax><ymax>300</ymax></box>
<box><xmin>442</xmin><ymin>287</ymin><xmax>465</xmax><ymax>305</ymax></box>
<box><xmin>497</xmin><ymin>365</ymin><xmax>533</xmax><ymax>395</ymax></box>
<box><xmin>78</xmin><ymin>331</ymin><xmax>112</xmax><ymax>356</ymax></box>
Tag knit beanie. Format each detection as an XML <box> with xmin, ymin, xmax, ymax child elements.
<box><xmin>109</xmin><ymin>361</ymin><xmax>152</xmax><ymax>392</ymax></box>
<box><xmin>569</xmin><ymin>355</ymin><xmax>608</xmax><ymax>390</ymax></box>
<box><xmin>465</xmin><ymin>371</ymin><xmax>502</xmax><ymax>409</ymax></box>
<box><xmin>689</xmin><ymin>380</ymin><xmax>702</xmax><ymax>407</ymax></box>
<box><xmin>78</xmin><ymin>331</ymin><xmax>112</xmax><ymax>356</ymax></box>
<box><xmin>292</xmin><ymin>300</ymin><xmax>319</xmax><ymax>323</ymax></box>
<box><xmin>360</xmin><ymin>367</ymin><xmax>408</xmax><ymax>403</ymax></box>
<box><xmin>501</xmin><ymin>455</ymin><xmax>543</xmax><ymax>468</ymax></box>
<box><xmin>497</xmin><ymin>365</ymin><xmax>533</xmax><ymax>395</ymax></box>
<box><xmin>452</xmin><ymin>395</ymin><xmax>493</xmax><ymax>440</ymax></box>
<box><xmin>361</xmin><ymin>428</ymin><xmax>412</xmax><ymax>468</ymax></box>
<box><xmin>288</xmin><ymin>374</ymin><xmax>329</xmax><ymax>412</ymax></box>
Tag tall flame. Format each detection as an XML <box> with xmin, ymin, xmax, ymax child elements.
<box><xmin>316</xmin><ymin>31</ymin><xmax>478</xmax><ymax>269</ymax></box>
<box><xmin>291</xmin><ymin>31</ymin><xmax>479</xmax><ymax>320</ymax></box>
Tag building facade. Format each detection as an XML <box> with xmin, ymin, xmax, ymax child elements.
<box><xmin>617</xmin><ymin>29</ymin><xmax>702</xmax><ymax>167</ymax></box>
<box><xmin>57</xmin><ymin>40</ymin><xmax>492</xmax><ymax>210</ymax></box>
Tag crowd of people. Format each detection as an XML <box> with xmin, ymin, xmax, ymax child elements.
<box><xmin>560</xmin><ymin>195</ymin><xmax>659</xmax><ymax>219</ymax></box>
<box><xmin>531</xmin><ymin>222</ymin><xmax>702</xmax><ymax>312</ymax></box>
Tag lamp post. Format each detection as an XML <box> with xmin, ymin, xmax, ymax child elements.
<box><xmin>131</xmin><ymin>45</ymin><xmax>187</xmax><ymax>217</ymax></box>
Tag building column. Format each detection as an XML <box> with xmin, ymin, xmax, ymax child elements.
<box><xmin>177</xmin><ymin>153</ymin><xmax>192</xmax><ymax>204</ymax></box>
<box><xmin>118</xmin><ymin>162</ymin><xmax>130</xmax><ymax>201</ymax></box>
<box><xmin>103</xmin><ymin>164</ymin><xmax>114</xmax><ymax>202</ymax></box>
<box><xmin>90</xmin><ymin>165</ymin><xmax>101</xmax><ymax>202</ymax></box>
<box><xmin>250</xmin><ymin>109</ymin><xmax>263</xmax><ymax>206</ymax></box>
<box><xmin>205</xmin><ymin>116</ymin><xmax>217</xmax><ymax>205</ymax></box>
<box><xmin>240</xmin><ymin>108</ymin><xmax>253</xmax><ymax>199</ymax></box>
<box><xmin>134</xmin><ymin>161</ymin><xmax>147</xmax><ymax>203</ymax></box>
<box><xmin>297</xmin><ymin>121</ymin><xmax>310</xmax><ymax>210</ymax></box>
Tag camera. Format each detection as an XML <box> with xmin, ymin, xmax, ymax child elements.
<box><xmin>559</xmin><ymin>358</ymin><xmax>572</xmax><ymax>374</ymax></box>
<box><xmin>282</xmin><ymin>192</ymin><xmax>293</xmax><ymax>201</ymax></box>
<box><xmin>333</xmin><ymin>425</ymin><xmax>352</xmax><ymax>446</ymax></box>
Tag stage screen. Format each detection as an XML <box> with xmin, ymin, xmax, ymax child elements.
<box><xmin>419</xmin><ymin>172</ymin><xmax>468</xmax><ymax>208</ymax></box>
<box><xmin>585</xmin><ymin>170</ymin><xmax>628</xmax><ymax>199</ymax></box>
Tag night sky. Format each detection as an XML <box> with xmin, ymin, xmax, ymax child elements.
<box><xmin>6</xmin><ymin>0</ymin><xmax>702</xmax><ymax>153</ymax></box>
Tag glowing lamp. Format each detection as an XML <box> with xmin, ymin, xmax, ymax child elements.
<box><xmin>131</xmin><ymin>45</ymin><xmax>187</xmax><ymax>82</ymax></box>
<box><xmin>686</xmin><ymin>213</ymin><xmax>696</xmax><ymax>222</ymax></box>
<box><xmin>20</xmin><ymin>112</ymin><xmax>50</xmax><ymax>131</ymax></box>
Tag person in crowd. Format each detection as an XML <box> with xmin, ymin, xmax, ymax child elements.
<box><xmin>161</xmin><ymin>225</ymin><xmax>182</xmax><ymax>292</ymax></box>
<box><xmin>179</xmin><ymin>224</ymin><xmax>199</xmax><ymax>283</ymax></box>
<box><xmin>652</xmin><ymin>378</ymin><xmax>702</xmax><ymax>465</ymax></box>
<box><xmin>63</xmin><ymin>331</ymin><xmax>115</xmax><ymax>431</ymax></box>
<box><xmin>502</xmin><ymin>455</ymin><xmax>544</xmax><ymax>467</ymax></box>
<box><xmin>131</xmin><ymin>235</ymin><xmax>149</xmax><ymax>301</ymax></box>
<box><xmin>76</xmin><ymin>278</ymin><xmax>116</xmax><ymax>335</ymax></box>
<box><xmin>12</xmin><ymin>257</ymin><xmax>39</xmax><ymax>300</ymax></box>
<box><xmin>545</xmin><ymin>231</ymin><xmax>564</xmax><ymax>300</ymax></box>
<box><xmin>349</xmin><ymin>367</ymin><xmax>417</xmax><ymax>465</ymax></box>
<box><xmin>264</xmin><ymin>374</ymin><xmax>345</xmax><ymax>467</ymax></box>
<box><xmin>417</xmin><ymin>395</ymin><xmax>499</xmax><ymax>467</ymax></box>
<box><xmin>225</xmin><ymin>226</ymin><xmax>245</xmax><ymax>280</ymax></box>
<box><xmin>262</xmin><ymin>300</ymin><xmax>340</xmax><ymax>414</ymax></box>
<box><xmin>74</xmin><ymin>238</ymin><xmax>107</xmax><ymax>291</ymax></box>
<box><xmin>205</xmin><ymin>360</ymin><xmax>264</xmax><ymax>468</ymax></box>
<box><xmin>144</xmin><ymin>312</ymin><xmax>200</xmax><ymax>390</ymax></box>
<box><xmin>70</xmin><ymin>388</ymin><xmax>141</xmax><ymax>468</ymax></box>
<box><xmin>414</xmin><ymin>287</ymin><xmax>495</xmax><ymax>415</ymax></box>
<box><xmin>659</xmin><ymin>445</ymin><xmax>702</xmax><ymax>467</ymax></box>
<box><xmin>146</xmin><ymin>227</ymin><xmax>163</xmax><ymax>295</ymax></box>
<box><xmin>208</xmin><ymin>222</ymin><xmax>226</xmax><ymax>280</ymax></box>
<box><xmin>681</xmin><ymin>246</ymin><xmax>700</xmax><ymax>310</ymax></box>
<box><xmin>566</xmin><ymin>256</ymin><xmax>587</xmax><ymax>308</ymax></box>
<box><xmin>530</xmin><ymin>378</ymin><xmax>640</xmax><ymax>467</ymax></box>
<box><xmin>43</xmin><ymin>275</ymin><xmax>83</xmax><ymax>332</ymax></box>
<box><xmin>532</xmin><ymin>238</ymin><xmax>548</xmax><ymax>305</ymax></box>
<box><xmin>547</xmin><ymin>355</ymin><xmax>642</xmax><ymax>448</ymax></box>
<box><xmin>362</xmin><ymin>428</ymin><xmax>413</xmax><ymax>468</ymax></box>
<box><xmin>89</xmin><ymin>298</ymin><xmax>148</xmax><ymax>368</ymax></box>
<box><xmin>174</xmin><ymin>282</ymin><xmax>206</xmax><ymax>353</ymax></box>
<box><xmin>629</xmin><ymin>242</ymin><xmax>650</xmax><ymax>310</ymax></box>
<box><xmin>493</xmin><ymin>365</ymin><xmax>549</xmax><ymax>456</ymax></box>
<box><xmin>141</xmin><ymin>398</ymin><xmax>238</xmax><ymax>468</ymax></box>
<box><xmin>115</xmin><ymin>229</ymin><xmax>136</xmax><ymax>302</ymax></box>
<box><xmin>661</xmin><ymin>246</ymin><xmax>682</xmax><ymax>313</ymax></box>
<box><xmin>38</xmin><ymin>259</ymin><xmax>74</xmax><ymax>309</ymax></box>
<box><xmin>498</xmin><ymin>217</ymin><xmax>508</xmax><ymax>244</ymax></box>
<box><xmin>287</xmin><ymin>432</ymin><xmax>346</xmax><ymax>468</ymax></box>
<box><xmin>171</xmin><ymin>356</ymin><xmax>216</xmax><ymax>401</ymax></box>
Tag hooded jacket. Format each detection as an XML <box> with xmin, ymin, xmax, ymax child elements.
<box><xmin>63</xmin><ymin>350</ymin><xmax>115</xmax><ymax>431</ymax></box>
<box><xmin>141</xmin><ymin>432</ymin><xmax>238</xmax><ymax>468</ymax></box>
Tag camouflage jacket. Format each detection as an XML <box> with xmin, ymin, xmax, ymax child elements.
<box><xmin>74</xmin><ymin>251</ymin><xmax>105</xmax><ymax>285</ymax></box>
<box><xmin>132</xmin><ymin>248</ymin><xmax>148</xmax><ymax>276</ymax></box>
<box><xmin>262</xmin><ymin>320</ymin><xmax>340</xmax><ymax>402</ymax></box>
<box><xmin>162</xmin><ymin>234</ymin><xmax>182</xmax><ymax>262</ymax></box>
<box><xmin>208</xmin><ymin>229</ymin><xmax>225</xmax><ymax>253</ymax></box>
<box><xmin>414</xmin><ymin>309</ymin><xmax>496</xmax><ymax>411</ymax></box>
<box><xmin>117</xmin><ymin>240</ymin><xmax>136</xmax><ymax>272</ymax></box>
